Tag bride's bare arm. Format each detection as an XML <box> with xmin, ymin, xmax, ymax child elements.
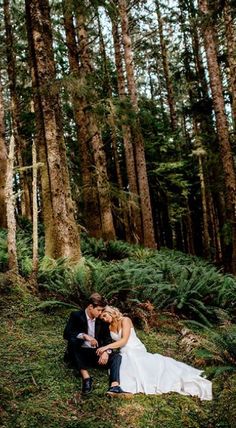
<box><xmin>96</xmin><ymin>317</ymin><xmax>132</xmax><ymax>355</ymax></box>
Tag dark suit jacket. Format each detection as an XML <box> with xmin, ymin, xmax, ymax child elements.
<box><xmin>63</xmin><ymin>310</ymin><xmax>112</xmax><ymax>348</ymax></box>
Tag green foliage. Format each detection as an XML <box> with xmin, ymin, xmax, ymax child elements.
<box><xmin>141</xmin><ymin>262</ymin><xmax>222</xmax><ymax>326</ymax></box>
<box><xmin>86</xmin><ymin>258</ymin><xmax>162</xmax><ymax>306</ymax></box>
<box><xmin>216</xmin><ymin>274</ymin><xmax>236</xmax><ymax>315</ymax></box>
<box><xmin>38</xmin><ymin>257</ymin><xmax>75</xmax><ymax>296</ymax></box>
<box><xmin>0</xmin><ymin>229</ymin><xmax>8</xmax><ymax>272</ymax></box>
<box><xmin>1</xmin><ymin>228</ymin><xmax>236</xmax><ymax>326</ymax></box>
<box><xmin>16</xmin><ymin>232</ymin><xmax>33</xmax><ymax>277</ymax></box>
<box><xmin>34</xmin><ymin>300</ymin><xmax>80</xmax><ymax>312</ymax></box>
<box><xmin>0</xmin><ymin>225</ymin><xmax>45</xmax><ymax>276</ymax></box>
<box><xmin>81</xmin><ymin>236</ymin><xmax>107</xmax><ymax>258</ymax></box>
<box><xmin>81</xmin><ymin>234</ymin><xmax>132</xmax><ymax>260</ymax></box>
<box><xmin>194</xmin><ymin>326</ymin><xmax>236</xmax><ymax>377</ymax></box>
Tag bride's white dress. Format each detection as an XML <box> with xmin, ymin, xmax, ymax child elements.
<box><xmin>111</xmin><ymin>328</ymin><xmax>212</xmax><ymax>400</ymax></box>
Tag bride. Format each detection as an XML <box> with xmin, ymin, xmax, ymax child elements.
<box><xmin>96</xmin><ymin>306</ymin><xmax>212</xmax><ymax>400</ymax></box>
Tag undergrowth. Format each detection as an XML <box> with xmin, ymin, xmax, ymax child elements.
<box><xmin>1</xmin><ymin>227</ymin><xmax>236</xmax><ymax>326</ymax></box>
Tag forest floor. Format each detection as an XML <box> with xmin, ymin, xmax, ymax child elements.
<box><xmin>0</xmin><ymin>276</ymin><xmax>235</xmax><ymax>428</ymax></box>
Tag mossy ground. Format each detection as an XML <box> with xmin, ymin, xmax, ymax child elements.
<box><xmin>0</xmin><ymin>281</ymin><xmax>235</xmax><ymax>428</ymax></box>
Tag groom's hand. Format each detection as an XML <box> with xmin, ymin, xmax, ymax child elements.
<box><xmin>98</xmin><ymin>352</ymin><xmax>109</xmax><ymax>365</ymax></box>
<box><xmin>83</xmin><ymin>334</ymin><xmax>98</xmax><ymax>347</ymax></box>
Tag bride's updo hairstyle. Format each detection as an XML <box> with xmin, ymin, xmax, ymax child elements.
<box><xmin>103</xmin><ymin>305</ymin><xmax>123</xmax><ymax>321</ymax></box>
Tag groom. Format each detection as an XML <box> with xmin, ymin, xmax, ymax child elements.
<box><xmin>63</xmin><ymin>292</ymin><xmax>124</xmax><ymax>395</ymax></box>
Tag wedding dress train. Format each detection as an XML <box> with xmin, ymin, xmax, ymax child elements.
<box><xmin>111</xmin><ymin>328</ymin><xmax>212</xmax><ymax>400</ymax></box>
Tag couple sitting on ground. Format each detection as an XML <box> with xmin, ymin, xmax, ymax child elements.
<box><xmin>63</xmin><ymin>292</ymin><xmax>212</xmax><ymax>399</ymax></box>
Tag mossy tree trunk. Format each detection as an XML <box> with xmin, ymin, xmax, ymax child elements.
<box><xmin>63</xmin><ymin>0</ymin><xmax>102</xmax><ymax>238</ymax></box>
<box><xmin>75</xmin><ymin>4</ymin><xmax>116</xmax><ymax>241</ymax></box>
<box><xmin>97</xmin><ymin>12</ymin><xmax>131</xmax><ymax>242</ymax></box>
<box><xmin>5</xmin><ymin>135</ymin><xmax>18</xmax><ymax>272</ymax></box>
<box><xmin>0</xmin><ymin>75</ymin><xmax>7</xmax><ymax>229</ymax></box>
<box><xmin>118</xmin><ymin>0</ymin><xmax>156</xmax><ymax>249</ymax></box>
<box><xmin>156</xmin><ymin>0</ymin><xmax>178</xmax><ymax>132</ymax></box>
<box><xmin>25</xmin><ymin>0</ymin><xmax>81</xmax><ymax>261</ymax></box>
<box><xmin>111</xmin><ymin>16</ymin><xmax>142</xmax><ymax>244</ymax></box>
<box><xmin>4</xmin><ymin>0</ymin><xmax>31</xmax><ymax>221</ymax></box>
<box><xmin>199</xmin><ymin>0</ymin><xmax>236</xmax><ymax>273</ymax></box>
<box><xmin>224</xmin><ymin>1</ymin><xmax>236</xmax><ymax>130</ymax></box>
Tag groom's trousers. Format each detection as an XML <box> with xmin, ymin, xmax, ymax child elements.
<box><xmin>67</xmin><ymin>339</ymin><xmax>121</xmax><ymax>385</ymax></box>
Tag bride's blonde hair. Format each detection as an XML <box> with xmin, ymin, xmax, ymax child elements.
<box><xmin>103</xmin><ymin>305</ymin><xmax>123</xmax><ymax>321</ymax></box>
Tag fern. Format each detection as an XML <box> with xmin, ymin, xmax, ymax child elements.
<box><xmin>34</xmin><ymin>300</ymin><xmax>80</xmax><ymax>311</ymax></box>
<box><xmin>194</xmin><ymin>327</ymin><xmax>236</xmax><ymax>376</ymax></box>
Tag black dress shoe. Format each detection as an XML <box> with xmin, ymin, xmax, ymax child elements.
<box><xmin>82</xmin><ymin>377</ymin><xmax>93</xmax><ymax>394</ymax></box>
<box><xmin>106</xmin><ymin>386</ymin><xmax>133</xmax><ymax>397</ymax></box>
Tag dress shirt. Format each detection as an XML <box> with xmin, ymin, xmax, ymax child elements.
<box><xmin>77</xmin><ymin>310</ymin><xmax>96</xmax><ymax>348</ymax></box>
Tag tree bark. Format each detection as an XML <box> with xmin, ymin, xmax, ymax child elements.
<box><xmin>111</xmin><ymin>17</ymin><xmax>142</xmax><ymax>243</ymax></box>
<box><xmin>199</xmin><ymin>0</ymin><xmax>236</xmax><ymax>273</ymax></box>
<box><xmin>25</xmin><ymin>0</ymin><xmax>81</xmax><ymax>261</ymax></box>
<box><xmin>32</xmin><ymin>140</ymin><xmax>38</xmax><ymax>277</ymax></box>
<box><xmin>0</xmin><ymin>75</ymin><xmax>7</xmax><ymax>228</ymax></box>
<box><xmin>75</xmin><ymin>3</ymin><xmax>116</xmax><ymax>241</ymax></box>
<box><xmin>4</xmin><ymin>0</ymin><xmax>31</xmax><ymax>220</ymax></box>
<box><xmin>63</xmin><ymin>0</ymin><xmax>102</xmax><ymax>238</ymax></box>
<box><xmin>224</xmin><ymin>1</ymin><xmax>236</xmax><ymax>129</ymax></box>
<box><xmin>118</xmin><ymin>0</ymin><xmax>156</xmax><ymax>248</ymax></box>
<box><xmin>197</xmin><ymin>149</ymin><xmax>210</xmax><ymax>257</ymax></box>
<box><xmin>155</xmin><ymin>0</ymin><xmax>178</xmax><ymax>131</ymax></box>
<box><xmin>183</xmin><ymin>197</ymin><xmax>195</xmax><ymax>255</ymax></box>
<box><xmin>5</xmin><ymin>135</ymin><xmax>18</xmax><ymax>272</ymax></box>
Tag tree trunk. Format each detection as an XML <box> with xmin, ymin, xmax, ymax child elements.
<box><xmin>0</xmin><ymin>75</ymin><xmax>7</xmax><ymax>228</ymax></box>
<box><xmin>175</xmin><ymin>220</ymin><xmax>184</xmax><ymax>252</ymax></box>
<box><xmin>75</xmin><ymin>4</ymin><xmax>116</xmax><ymax>241</ymax></box>
<box><xmin>25</xmin><ymin>0</ymin><xmax>81</xmax><ymax>261</ymax></box>
<box><xmin>29</xmin><ymin>74</ymin><xmax>58</xmax><ymax>257</ymax></box>
<box><xmin>184</xmin><ymin>0</ymin><xmax>222</xmax><ymax>261</ymax></box>
<box><xmin>224</xmin><ymin>1</ymin><xmax>236</xmax><ymax>129</ymax></box>
<box><xmin>118</xmin><ymin>0</ymin><xmax>156</xmax><ymax>248</ymax></box>
<box><xmin>161</xmin><ymin>191</ymin><xmax>173</xmax><ymax>248</ymax></box>
<box><xmin>199</xmin><ymin>0</ymin><xmax>236</xmax><ymax>273</ymax></box>
<box><xmin>198</xmin><ymin>151</ymin><xmax>210</xmax><ymax>257</ymax></box>
<box><xmin>4</xmin><ymin>0</ymin><xmax>31</xmax><ymax>220</ymax></box>
<box><xmin>97</xmin><ymin>11</ymin><xmax>131</xmax><ymax>241</ymax></box>
<box><xmin>63</xmin><ymin>0</ymin><xmax>102</xmax><ymax>238</ymax></box>
<box><xmin>111</xmin><ymin>17</ymin><xmax>142</xmax><ymax>243</ymax></box>
<box><xmin>5</xmin><ymin>135</ymin><xmax>18</xmax><ymax>272</ymax></box>
<box><xmin>155</xmin><ymin>0</ymin><xmax>178</xmax><ymax>131</ymax></box>
<box><xmin>208</xmin><ymin>189</ymin><xmax>222</xmax><ymax>264</ymax></box>
<box><xmin>183</xmin><ymin>197</ymin><xmax>195</xmax><ymax>255</ymax></box>
<box><xmin>32</xmin><ymin>140</ymin><xmax>38</xmax><ymax>277</ymax></box>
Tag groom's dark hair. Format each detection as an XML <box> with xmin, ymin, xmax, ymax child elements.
<box><xmin>87</xmin><ymin>292</ymin><xmax>107</xmax><ymax>308</ymax></box>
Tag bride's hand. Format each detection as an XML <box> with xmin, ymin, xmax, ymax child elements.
<box><xmin>98</xmin><ymin>352</ymin><xmax>109</xmax><ymax>365</ymax></box>
<box><xmin>96</xmin><ymin>346</ymin><xmax>108</xmax><ymax>355</ymax></box>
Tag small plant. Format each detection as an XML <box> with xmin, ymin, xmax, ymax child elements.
<box><xmin>81</xmin><ymin>235</ymin><xmax>132</xmax><ymax>261</ymax></box>
<box><xmin>38</xmin><ymin>257</ymin><xmax>73</xmax><ymax>296</ymax></box>
<box><xmin>80</xmin><ymin>235</ymin><xmax>107</xmax><ymax>258</ymax></box>
<box><xmin>216</xmin><ymin>274</ymin><xmax>236</xmax><ymax>316</ymax></box>
<box><xmin>194</xmin><ymin>326</ymin><xmax>236</xmax><ymax>376</ymax></box>
<box><xmin>144</xmin><ymin>266</ymin><xmax>219</xmax><ymax>326</ymax></box>
<box><xmin>105</xmin><ymin>240</ymin><xmax>132</xmax><ymax>260</ymax></box>
<box><xmin>0</xmin><ymin>229</ymin><xmax>8</xmax><ymax>272</ymax></box>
